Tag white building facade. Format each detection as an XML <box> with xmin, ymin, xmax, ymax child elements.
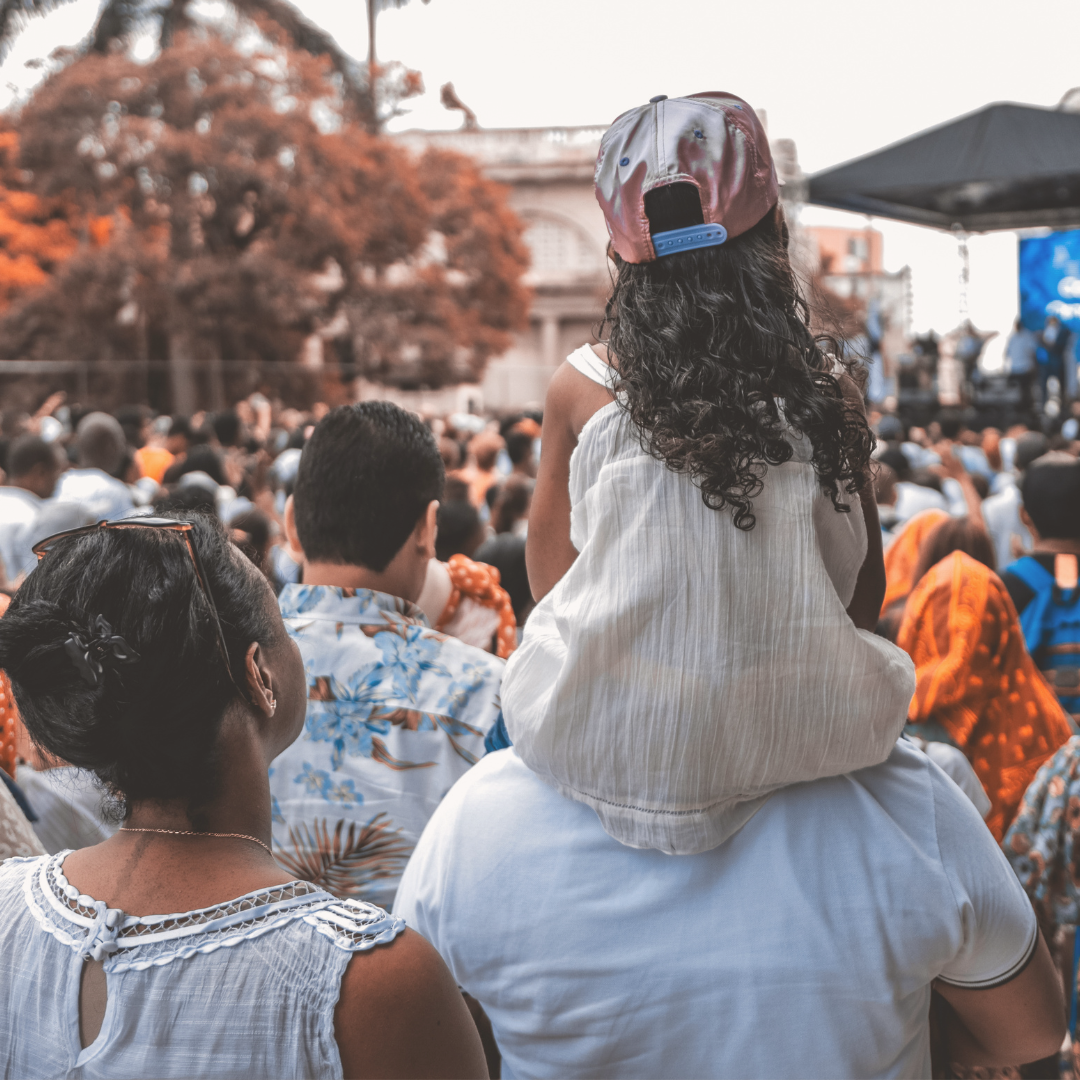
<box><xmin>396</xmin><ymin>123</ymin><xmax>805</xmax><ymax>411</ymax></box>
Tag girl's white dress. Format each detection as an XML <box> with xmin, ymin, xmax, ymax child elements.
<box><xmin>501</xmin><ymin>345</ymin><xmax>915</xmax><ymax>854</ymax></box>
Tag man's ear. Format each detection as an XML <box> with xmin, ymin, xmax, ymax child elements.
<box><xmin>417</xmin><ymin>500</ymin><xmax>439</xmax><ymax>561</ymax></box>
<box><xmin>283</xmin><ymin>495</ymin><xmax>305</xmax><ymax>562</ymax></box>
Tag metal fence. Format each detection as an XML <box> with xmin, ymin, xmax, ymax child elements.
<box><xmin>0</xmin><ymin>359</ymin><xmax>353</xmax><ymax>413</ymax></box>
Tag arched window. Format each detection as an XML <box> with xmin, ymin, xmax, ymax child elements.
<box><xmin>522</xmin><ymin>215</ymin><xmax>600</xmax><ymax>276</ymax></box>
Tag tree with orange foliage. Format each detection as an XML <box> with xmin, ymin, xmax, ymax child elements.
<box><xmin>0</xmin><ymin>130</ymin><xmax>86</xmax><ymax>310</ymax></box>
<box><xmin>0</xmin><ymin>10</ymin><xmax>531</xmax><ymax>410</ymax></box>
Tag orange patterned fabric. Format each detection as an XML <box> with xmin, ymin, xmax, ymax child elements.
<box><xmin>0</xmin><ymin>593</ymin><xmax>17</xmax><ymax>778</ymax></box>
<box><xmin>0</xmin><ymin>673</ymin><xmax>16</xmax><ymax>779</ymax></box>
<box><xmin>437</xmin><ymin>554</ymin><xmax>518</xmax><ymax>660</ymax></box>
<box><xmin>897</xmin><ymin>551</ymin><xmax>1072</xmax><ymax>840</ymax></box>
<box><xmin>881</xmin><ymin>508</ymin><xmax>951</xmax><ymax>616</ymax></box>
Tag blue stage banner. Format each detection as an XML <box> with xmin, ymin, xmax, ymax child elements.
<box><xmin>1020</xmin><ymin>229</ymin><xmax>1080</xmax><ymax>333</ymax></box>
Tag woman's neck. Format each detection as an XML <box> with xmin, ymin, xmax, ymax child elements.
<box><xmin>58</xmin><ymin>717</ymin><xmax>294</xmax><ymax>915</ymax></box>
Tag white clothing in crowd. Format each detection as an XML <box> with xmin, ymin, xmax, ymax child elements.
<box><xmin>1005</xmin><ymin>327</ymin><xmax>1038</xmax><ymax>375</ymax></box>
<box><xmin>982</xmin><ymin>481</ymin><xmax>1032</xmax><ymax>571</ymax></box>
<box><xmin>396</xmin><ymin>740</ymin><xmax>1036</xmax><ymax>1080</ymax></box>
<box><xmin>0</xmin><ymin>486</ymin><xmax>44</xmax><ymax>580</ymax></box>
<box><xmin>892</xmin><ymin>480</ymin><xmax>948</xmax><ymax>523</ymax></box>
<box><xmin>52</xmin><ymin>467</ymin><xmax>134</xmax><ymax>522</ymax></box>
<box><xmin>0</xmin><ymin>777</ymin><xmax>44</xmax><ymax>861</ymax></box>
<box><xmin>16</xmin><ymin>765</ymin><xmax>116</xmax><ymax>853</ymax></box>
<box><xmin>500</xmin><ymin>346</ymin><xmax>914</xmax><ymax>854</ymax></box>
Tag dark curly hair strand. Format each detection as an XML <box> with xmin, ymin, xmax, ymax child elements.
<box><xmin>602</xmin><ymin>193</ymin><xmax>873</xmax><ymax>530</ymax></box>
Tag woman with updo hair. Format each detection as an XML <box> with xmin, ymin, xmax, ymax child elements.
<box><xmin>0</xmin><ymin>516</ymin><xmax>486</xmax><ymax>1080</ymax></box>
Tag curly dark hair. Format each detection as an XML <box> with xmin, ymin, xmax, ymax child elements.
<box><xmin>602</xmin><ymin>187</ymin><xmax>873</xmax><ymax>530</ymax></box>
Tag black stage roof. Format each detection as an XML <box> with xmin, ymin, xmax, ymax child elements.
<box><xmin>807</xmin><ymin>102</ymin><xmax>1080</xmax><ymax>232</ymax></box>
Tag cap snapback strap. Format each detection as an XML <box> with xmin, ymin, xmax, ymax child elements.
<box><xmin>651</xmin><ymin>223</ymin><xmax>728</xmax><ymax>257</ymax></box>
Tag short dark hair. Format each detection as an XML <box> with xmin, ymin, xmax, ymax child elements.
<box><xmin>1022</xmin><ymin>460</ymin><xmax>1080</xmax><ymax>539</ymax></box>
<box><xmin>169</xmin><ymin>415</ymin><xmax>193</xmax><ymax>440</ymax></box>
<box><xmin>910</xmin><ymin>468</ymin><xmax>943</xmax><ymax>494</ymax></box>
<box><xmin>154</xmin><ymin>486</ymin><xmax>218</xmax><ymax>518</ymax></box>
<box><xmin>294</xmin><ymin>402</ymin><xmax>445</xmax><ymax>571</ymax></box>
<box><xmin>937</xmin><ymin>410</ymin><xmax>965</xmax><ymax>441</ymax></box>
<box><xmin>1014</xmin><ymin>432</ymin><xmax>1049</xmax><ymax>473</ymax></box>
<box><xmin>163</xmin><ymin>445</ymin><xmax>227</xmax><ymax>488</ymax></box>
<box><xmin>505</xmin><ymin>430</ymin><xmax>534</xmax><ymax>466</ymax></box>
<box><xmin>212</xmin><ymin>410</ymin><xmax>241</xmax><ymax>448</ymax></box>
<box><xmin>7</xmin><ymin>435</ymin><xmax>56</xmax><ymax>478</ymax></box>
<box><xmin>877</xmin><ymin>447</ymin><xmax>911</xmax><ymax>481</ymax></box>
<box><xmin>912</xmin><ymin>517</ymin><xmax>996</xmax><ymax>586</ymax></box>
<box><xmin>435</xmin><ymin>499</ymin><xmax>482</xmax><ymax>562</ymax></box>
<box><xmin>0</xmin><ymin>516</ymin><xmax>277</xmax><ymax>814</ymax></box>
<box><xmin>114</xmin><ymin>404</ymin><xmax>151</xmax><ymax>448</ymax></box>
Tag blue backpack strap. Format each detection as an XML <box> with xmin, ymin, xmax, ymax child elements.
<box><xmin>1006</xmin><ymin>556</ymin><xmax>1058</xmax><ymax>653</ymax></box>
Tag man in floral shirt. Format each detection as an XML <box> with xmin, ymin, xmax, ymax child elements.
<box><xmin>270</xmin><ymin>402</ymin><xmax>504</xmax><ymax>910</ymax></box>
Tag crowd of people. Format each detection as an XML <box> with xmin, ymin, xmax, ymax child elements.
<box><xmin>0</xmin><ymin>91</ymin><xmax>1077</xmax><ymax>1079</ymax></box>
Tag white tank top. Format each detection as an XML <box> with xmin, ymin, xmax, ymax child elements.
<box><xmin>501</xmin><ymin>345</ymin><xmax>915</xmax><ymax>854</ymax></box>
<box><xmin>0</xmin><ymin>852</ymin><xmax>404</xmax><ymax>1079</ymax></box>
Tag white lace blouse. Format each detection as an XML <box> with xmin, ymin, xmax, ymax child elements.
<box><xmin>501</xmin><ymin>345</ymin><xmax>916</xmax><ymax>854</ymax></box>
<box><xmin>0</xmin><ymin>852</ymin><xmax>404</xmax><ymax>1079</ymax></box>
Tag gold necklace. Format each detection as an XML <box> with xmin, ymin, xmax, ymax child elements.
<box><xmin>120</xmin><ymin>826</ymin><xmax>273</xmax><ymax>858</ymax></box>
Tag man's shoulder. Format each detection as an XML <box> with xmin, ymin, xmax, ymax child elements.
<box><xmin>982</xmin><ymin>482</ymin><xmax>1018</xmax><ymax>513</ymax></box>
<box><xmin>429</xmin><ymin>750</ymin><xmax>557</xmax><ymax>829</ymax></box>
<box><xmin>424</xmin><ymin>742</ymin><xmax>985</xmax><ymax>890</ymax></box>
<box><xmin>281</xmin><ymin>586</ymin><xmax>503</xmax><ymax>718</ymax></box>
<box><xmin>0</xmin><ymin>488</ymin><xmax>38</xmax><ymax>521</ymax></box>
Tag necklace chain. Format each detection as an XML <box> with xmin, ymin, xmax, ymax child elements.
<box><xmin>120</xmin><ymin>826</ymin><xmax>273</xmax><ymax>858</ymax></box>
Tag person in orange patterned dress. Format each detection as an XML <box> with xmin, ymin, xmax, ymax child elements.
<box><xmin>0</xmin><ymin>593</ymin><xmax>18</xmax><ymax>779</ymax></box>
<box><xmin>881</xmin><ymin>509</ymin><xmax>951</xmax><ymax>609</ymax></box>
<box><xmin>897</xmin><ymin>550</ymin><xmax>1073</xmax><ymax>840</ymax></box>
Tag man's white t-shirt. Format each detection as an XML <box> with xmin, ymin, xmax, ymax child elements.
<box><xmin>894</xmin><ymin>480</ymin><xmax>949</xmax><ymax>523</ymax></box>
<box><xmin>53</xmin><ymin>469</ymin><xmax>133</xmax><ymax>522</ymax></box>
<box><xmin>395</xmin><ymin>741</ymin><xmax>1036</xmax><ymax>1080</ymax></box>
<box><xmin>0</xmin><ymin>487</ymin><xmax>41</xmax><ymax>580</ymax></box>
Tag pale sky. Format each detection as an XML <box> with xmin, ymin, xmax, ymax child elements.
<box><xmin>3</xmin><ymin>0</ymin><xmax>1079</xmax><ymax>338</ymax></box>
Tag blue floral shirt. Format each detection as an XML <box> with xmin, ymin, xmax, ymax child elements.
<box><xmin>270</xmin><ymin>584</ymin><xmax>504</xmax><ymax>909</ymax></box>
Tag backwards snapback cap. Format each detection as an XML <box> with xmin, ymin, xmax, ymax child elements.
<box><xmin>595</xmin><ymin>92</ymin><xmax>778</xmax><ymax>264</ymax></box>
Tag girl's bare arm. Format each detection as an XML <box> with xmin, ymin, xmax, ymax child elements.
<box><xmin>526</xmin><ymin>359</ymin><xmax>614</xmax><ymax>602</ymax></box>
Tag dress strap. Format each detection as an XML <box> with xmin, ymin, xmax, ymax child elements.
<box><xmin>567</xmin><ymin>345</ymin><xmax>618</xmax><ymax>391</ymax></box>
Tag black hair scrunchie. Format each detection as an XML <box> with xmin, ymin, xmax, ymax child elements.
<box><xmin>64</xmin><ymin>615</ymin><xmax>140</xmax><ymax>688</ymax></box>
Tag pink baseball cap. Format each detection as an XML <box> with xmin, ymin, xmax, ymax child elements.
<box><xmin>594</xmin><ymin>92</ymin><xmax>778</xmax><ymax>264</ymax></box>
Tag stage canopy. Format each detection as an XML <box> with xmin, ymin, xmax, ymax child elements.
<box><xmin>807</xmin><ymin>102</ymin><xmax>1080</xmax><ymax>232</ymax></box>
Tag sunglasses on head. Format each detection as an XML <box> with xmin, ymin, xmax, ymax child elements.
<box><xmin>32</xmin><ymin>517</ymin><xmax>240</xmax><ymax>690</ymax></box>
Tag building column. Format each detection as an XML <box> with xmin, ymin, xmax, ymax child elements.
<box><xmin>541</xmin><ymin>314</ymin><xmax>560</xmax><ymax>368</ymax></box>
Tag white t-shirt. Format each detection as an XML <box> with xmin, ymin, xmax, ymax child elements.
<box><xmin>0</xmin><ymin>486</ymin><xmax>41</xmax><ymax>580</ymax></box>
<box><xmin>53</xmin><ymin>468</ymin><xmax>134</xmax><ymax>522</ymax></box>
<box><xmin>982</xmin><ymin>481</ymin><xmax>1032</xmax><ymax>571</ymax></box>
<box><xmin>894</xmin><ymin>480</ymin><xmax>949</xmax><ymax>523</ymax></box>
<box><xmin>395</xmin><ymin>741</ymin><xmax>1037</xmax><ymax>1080</ymax></box>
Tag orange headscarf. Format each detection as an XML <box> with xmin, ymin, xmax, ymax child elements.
<box><xmin>437</xmin><ymin>554</ymin><xmax>518</xmax><ymax>660</ymax></box>
<box><xmin>0</xmin><ymin>594</ymin><xmax>19</xmax><ymax>778</ymax></box>
<box><xmin>882</xmin><ymin>508</ymin><xmax>951</xmax><ymax>616</ymax></box>
<box><xmin>897</xmin><ymin>551</ymin><xmax>1072</xmax><ymax>839</ymax></box>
